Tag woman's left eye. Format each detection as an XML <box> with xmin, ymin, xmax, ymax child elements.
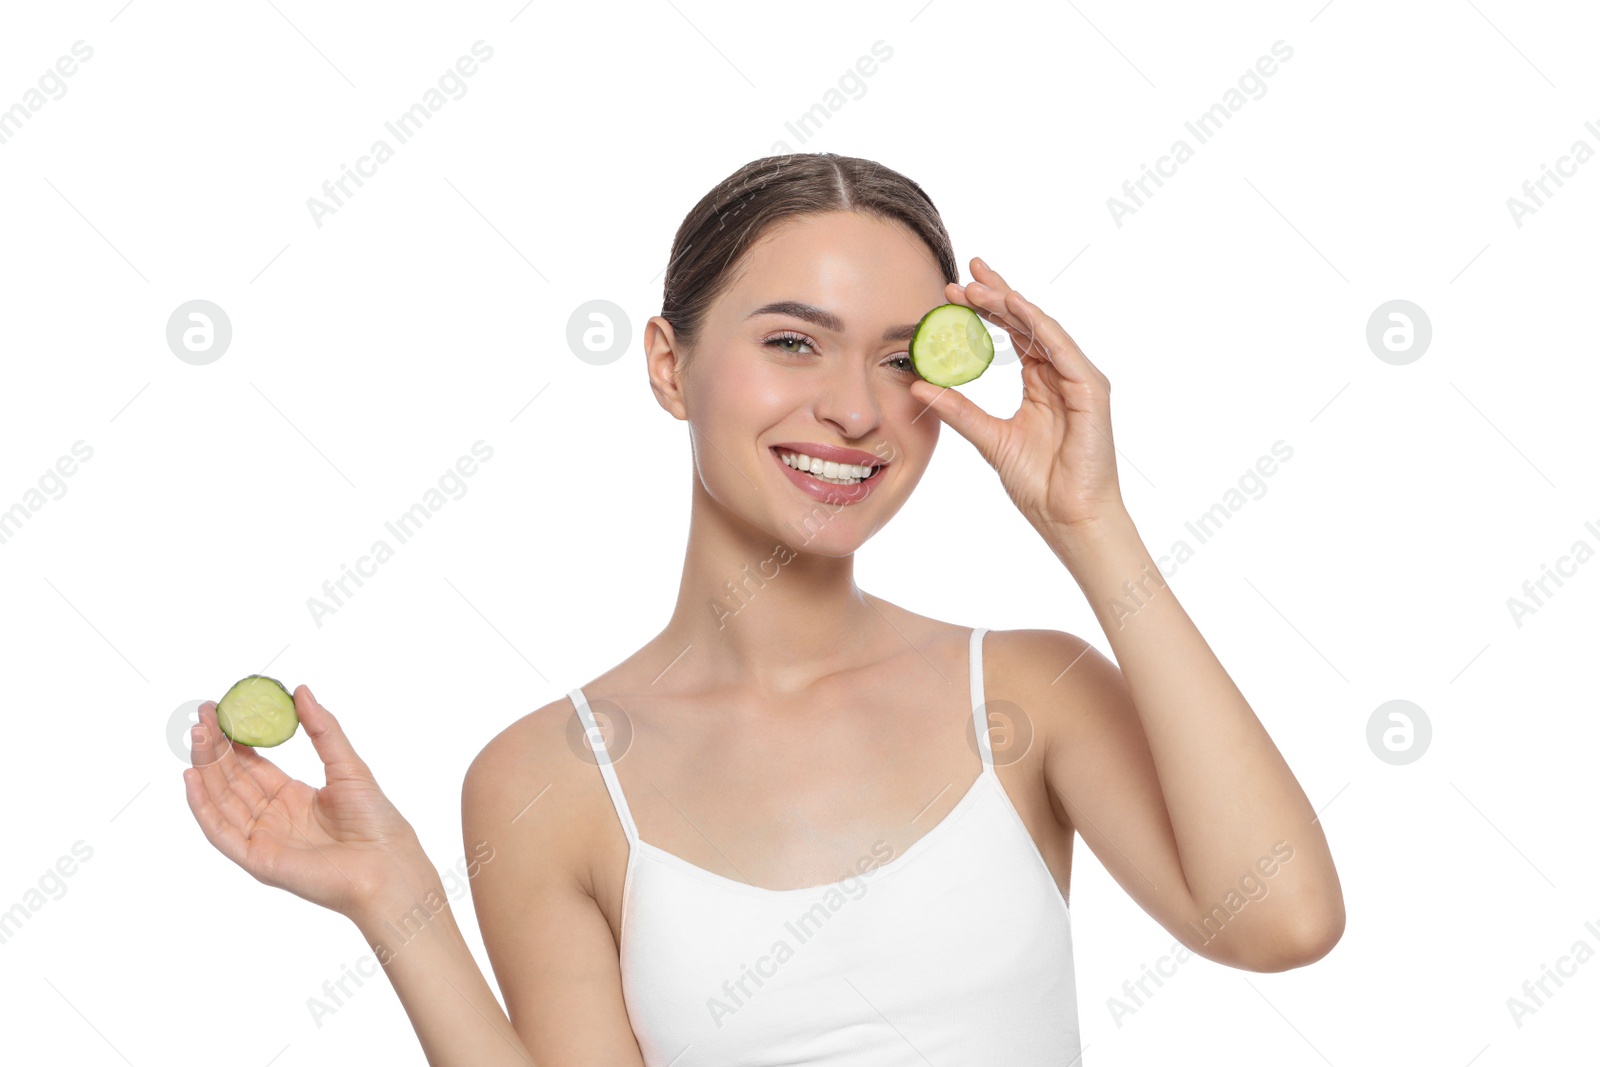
<box><xmin>887</xmin><ymin>355</ymin><xmax>916</xmax><ymax>374</ymax></box>
<box><xmin>764</xmin><ymin>332</ymin><xmax>815</xmax><ymax>355</ymax></box>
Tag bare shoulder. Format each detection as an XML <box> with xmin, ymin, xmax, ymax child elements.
<box><xmin>984</xmin><ymin>626</ymin><xmax>1115</xmax><ymax>698</ymax></box>
<box><xmin>461</xmin><ymin>694</ymin><xmax>602</xmax><ymax>890</ymax></box>
<box><xmin>460</xmin><ymin>695</ymin><xmax>644</xmax><ymax>1061</ymax></box>
<box><xmin>983</xmin><ymin>626</ymin><xmax>1133</xmax><ymax>762</ymax></box>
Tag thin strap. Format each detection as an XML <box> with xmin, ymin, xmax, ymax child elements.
<box><xmin>567</xmin><ymin>686</ymin><xmax>639</xmax><ymax>845</ymax></box>
<box><xmin>969</xmin><ymin>627</ymin><xmax>998</xmax><ymax>779</ymax></box>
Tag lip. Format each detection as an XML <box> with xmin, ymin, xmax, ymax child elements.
<box><xmin>769</xmin><ymin>442</ymin><xmax>887</xmax><ymax>468</ymax></box>
<box><xmin>770</xmin><ymin>446</ymin><xmax>884</xmax><ymax>505</ymax></box>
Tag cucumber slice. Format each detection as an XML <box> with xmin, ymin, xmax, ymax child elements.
<box><xmin>909</xmin><ymin>303</ymin><xmax>994</xmax><ymax>387</ymax></box>
<box><xmin>216</xmin><ymin>674</ymin><xmax>299</xmax><ymax>747</ymax></box>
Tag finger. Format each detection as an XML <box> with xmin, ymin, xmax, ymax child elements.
<box><xmin>970</xmin><ymin>255</ymin><xmax>1010</xmax><ymax>289</ymax></box>
<box><xmin>948</xmin><ymin>279</ymin><xmax>1057</xmax><ymax>372</ymax></box>
<box><xmin>189</xmin><ymin>703</ymin><xmax>239</xmax><ymax>799</ymax></box>
<box><xmin>188</xmin><ymin>701</ymin><xmax>229</xmax><ymax>769</ymax></box>
<box><xmin>197</xmin><ymin>701</ymin><xmax>317</xmax><ymax>836</ymax></box>
<box><xmin>195</xmin><ymin>703</ymin><xmax>275</xmax><ymax>818</ymax></box>
<box><xmin>965</xmin><ymin>257</ymin><xmax>1026</xmax><ymax>329</ymax></box>
<box><xmin>194</xmin><ymin>702</ymin><xmax>292</xmax><ymax>829</ymax></box>
<box><xmin>225</xmin><ymin>734</ymin><xmax>293</xmax><ymax>802</ymax></box>
<box><xmin>906</xmin><ymin>378</ymin><xmax>1006</xmax><ymax>463</ymax></box>
<box><xmin>1006</xmin><ymin>291</ymin><xmax>1106</xmax><ymax>387</ymax></box>
<box><xmin>187</xmin><ymin>729</ymin><xmax>261</xmax><ymax>839</ymax></box>
<box><xmin>964</xmin><ymin>260</ymin><xmax>1077</xmax><ymax>370</ymax></box>
<box><xmin>183</xmin><ymin>766</ymin><xmax>251</xmax><ymax>867</ymax></box>
<box><xmin>293</xmin><ymin>686</ymin><xmax>374</xmax><ymax>785</ymax></box>
<box><xmin>945</xmin><ymin>279</ymin><xmax>1029</xmax><ymax>341</ymax></box>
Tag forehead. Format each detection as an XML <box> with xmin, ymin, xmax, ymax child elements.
<box><xmin>723</xmin><ymin>212</ymin><xmax>946</xmax><ymax>318</ymax></box>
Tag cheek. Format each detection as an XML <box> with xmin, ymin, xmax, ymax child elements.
<box><xmin>682</xmin><ymin>359</ymin><xmax>784</xmax><ymax>479</ymax></box>
<box><xmin>689</xmin><ymin>358</ymin><xmax>793</xmax><ymax>426</ymax></box>
<box><xmin>888</xmin><ymin>390</ymin><xmax>940</xmax><ymax>452</ymax></box>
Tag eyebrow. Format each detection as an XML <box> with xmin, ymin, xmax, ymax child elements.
<box><xmin>747</xmin><ymin>301</ymin><xmax>921</xmax><ymax>343</ymax></box>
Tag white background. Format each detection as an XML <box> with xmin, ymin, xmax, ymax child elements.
<box><xmin>1</xmin><ymin>0</ymin><xmax>1596</xmax><ymax>1063</ymax></box>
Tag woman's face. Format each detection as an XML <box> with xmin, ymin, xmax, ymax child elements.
<box><xmin>647</xmin><ymin>210</ymin><xmax>950</xmax><ymax>555</ymax></box>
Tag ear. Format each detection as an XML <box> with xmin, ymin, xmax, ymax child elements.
<box><xmin>644</xmin><ymin>316</ymin><xmax>690</xmax><ymax>421</ymax></box>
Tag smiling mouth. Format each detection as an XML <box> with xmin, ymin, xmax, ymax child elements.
<box><xmin>771</xmin><ymin>447</ymin><xmax>886</xmax><ymax>486</ymax></box>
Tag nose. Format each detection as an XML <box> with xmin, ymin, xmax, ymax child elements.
<box><xmin>815</xmin><ymin>363</ymin><xmax>880</xmax><ymax>438</ymax></box>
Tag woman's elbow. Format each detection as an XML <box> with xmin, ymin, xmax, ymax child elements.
<box><xmin>1249</xmin><ymin>902</ymin><xmax>1346</xmax><ymax>972</ymax></box>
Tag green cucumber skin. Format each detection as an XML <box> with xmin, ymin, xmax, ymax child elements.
<box><xmin>909</xmin><ymin>303</ymin><xmax>994</xmax><ymax>388</ymax></box>
<box><xmin>216</xmin><ymin>674</ymin><xmax>299</xmax><ymax>748</ymax></box>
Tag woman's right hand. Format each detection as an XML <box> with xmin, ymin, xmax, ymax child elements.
<box><xmin>182</xmin><ymin>684</ymin><xmax>428</xmax><ymax>923</ymax></box>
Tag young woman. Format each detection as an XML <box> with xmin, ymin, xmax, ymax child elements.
<box><xmin>184</xmin><ymin>152</ymin><xmax>1344</xmax><ymax>1065</ymax></box>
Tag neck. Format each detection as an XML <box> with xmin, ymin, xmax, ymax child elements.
<box><xmin>652</xmin><ymin>471</ymin><xmax>890</xmax><ymax>696</ymax></box>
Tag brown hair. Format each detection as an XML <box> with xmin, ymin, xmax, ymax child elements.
<box><xmin>659</xmin><ymin>152</ymin><xmax>958</xmax><ymax>370</ymax></box>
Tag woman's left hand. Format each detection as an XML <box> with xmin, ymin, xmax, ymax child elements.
<box><xmin>907</xmin><ymin>256</ymin><xmax>1127</xmax><ymax>534</ymax></box>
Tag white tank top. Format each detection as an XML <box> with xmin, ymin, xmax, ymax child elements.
<box><xmin>567</xmin><ymin>626</ymin><xmax>1081</xmax><ymax>1065</ymax></box>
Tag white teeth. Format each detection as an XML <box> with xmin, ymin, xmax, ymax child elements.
<box><xmin>779</xmin><ymin>449</ymin><xmax>877</xmax><ymax>484</ymax></box>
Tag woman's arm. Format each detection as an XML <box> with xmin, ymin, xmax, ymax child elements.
<box><xmin>183</xmin><ymin>684</ymin><xmax>641</xmax><ymax>1065</ymax></box>
<box><xmin>338</xmin><ymin>699</ymin><xmax>647</xmax><ymax>1065</ymax></box>
<box><xmin>906</xmin><ymin>258</ymin><xmax>1343</xmax><ymax>971</ymax></box>
<box><xmin>348</xmin><ymin>863</ymin><xmax>541</xmax><ymax>1065</ymax></box>
<box><xmin>1040</xmin><ymin>511</ymin><xmax>1345</xmax><ymax>970</ymax></box>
